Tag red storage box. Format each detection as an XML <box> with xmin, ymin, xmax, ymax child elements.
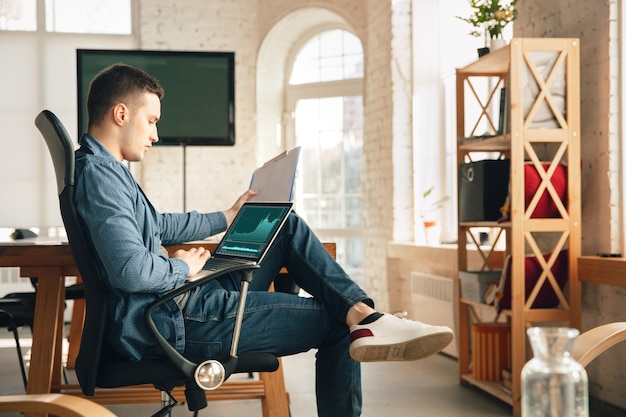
<box><xmin>500</xmin><ymin>163</ymin><xmax>567</xmax><ymax>221</ymax></box>
<box><xmin>495</xmin><ymin>250</ymin><xmax>568</xmax><ymax>310</ymax></box>
<box><xmin>525</xmin><ymin>163</ymin><xmax>567</xmax><ymax>218</ymax></box>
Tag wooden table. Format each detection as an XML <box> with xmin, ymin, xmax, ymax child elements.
<box><xmin>0</xmin><ymin>239</ymin><xmax>78</xmax><ymax>397</ymax></box>
<box><xmin>0</xmin><ymin>238</ymin><xmax>335</xmax><ymax>409</ymax></box>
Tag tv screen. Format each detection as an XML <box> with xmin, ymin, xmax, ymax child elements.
<box><xmin>76</xmin><ymin>49</ymin><xmax>235</xmax><ymax>146</ymax></box>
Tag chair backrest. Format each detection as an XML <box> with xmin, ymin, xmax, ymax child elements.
<box><xmin>34</xmin><ymin>110</ymin><xmax>107</xmax><ymax>396</ymax></box>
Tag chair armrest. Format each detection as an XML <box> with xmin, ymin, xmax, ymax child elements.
<box><xmin>151</xmin><ymin>264</ymin><xmax>260</xmax><ymax>307</ymax></box>
<box><xmin>144</xmin><ymin>264</ymin><xmax>262</xmax><ymax>378</ymax></box>
<box><xmin>572</xmin><ymin>322</ymin><xmax>626</xmax><ymax>367</ymax></box>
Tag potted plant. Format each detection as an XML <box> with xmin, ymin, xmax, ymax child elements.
<box><xmin>421</xmin><ymin>187</ymin><xmax>450</xmax><ymax>243</ymax></box>
<box><xmin>457</xmin><ymin>0</ymin><xmax>518</xmax><ymax>55</ymax></box>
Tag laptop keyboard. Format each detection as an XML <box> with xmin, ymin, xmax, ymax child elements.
<box><xmin>203</xmin><ymin>257</ymin><xmax>249</xmax><ymax>271</ymax></box>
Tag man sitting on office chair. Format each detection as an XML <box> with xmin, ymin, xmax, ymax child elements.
<box><xmin>75</xmin><ymin>63</ymin><xmax>453</xmax><ymax>417</ymax></box>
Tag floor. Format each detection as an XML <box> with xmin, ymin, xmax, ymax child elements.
<box><xmin>0</xmin><ymin>328</ymin><xmax>513</xmax><ymax>417</ymax></box>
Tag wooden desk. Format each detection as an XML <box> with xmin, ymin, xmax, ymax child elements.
<box><xmin>0</xmin><ymin>239</ymin><xmax>77</xmax><ymax>398</ymax></box>
<box><xmin>0</xmin><ymin>238</ymin><xmax>335</xmax><ymax>399</ymax></box>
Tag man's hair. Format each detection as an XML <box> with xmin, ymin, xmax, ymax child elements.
<box><xmin>86</xmin><ymin>63</ymin><xmax>165</xmax><ymax>129</ymax></box>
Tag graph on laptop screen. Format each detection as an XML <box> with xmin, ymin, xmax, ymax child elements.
<box><xmin>215</xmin><ymin>204</ymin><xmax>291</xmax><ymax>259</ymax></box>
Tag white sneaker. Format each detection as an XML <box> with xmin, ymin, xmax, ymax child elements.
<box><xmin>349</xmin><ymin>314</ymin><xmax>454</xmax><ymax>362</ymax></box>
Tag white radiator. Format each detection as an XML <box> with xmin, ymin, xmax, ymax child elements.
<box><xmin>410</xmin><ymin>271</ymin><xmax>458</xmax><ymax>357</ymax></box>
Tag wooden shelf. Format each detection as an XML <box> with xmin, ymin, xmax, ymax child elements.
<box><xmin>455</xmin><ymin>38</ymin><xmax>581</xmax><ymax>417</ymax></box>
<box><xmin>459</xmin><ymin>221</ymin><xmax>510</xmax><ymax>228</ymax></box>
<box><xmin>458</xmin><ymin>135</ymin><xmax>511</xmax><ymax>152</ymax></box>
<box><xmin>460</xmin><ymin>218</ymin><xmax>572</xmax><ymax>232</ymax></box>
<box><xmin>460</xmin><ymin>298</ymin><xmax>510</xmax><ymax>313</ymax></box>
<box><xmin>457</xmin><ymin>47</ymin><xmax>510</xmax><ymax>75</ymax></box>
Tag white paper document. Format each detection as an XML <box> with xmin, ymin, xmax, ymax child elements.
<box><xmin>248</xmin><ymin>146</ymin><xmax>301</xmax><ymax>202</ymax></box>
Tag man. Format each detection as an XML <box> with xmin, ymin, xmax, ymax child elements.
<box><xmin>75</xmin><ymin>63</ymin><xmax>453</xmax><ymax>417</ymax></box>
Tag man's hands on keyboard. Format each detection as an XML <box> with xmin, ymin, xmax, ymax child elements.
<box><xmin>171</xmin><ymin>246</ymin><xmax>212</xmax><ymax>278</ymax></box>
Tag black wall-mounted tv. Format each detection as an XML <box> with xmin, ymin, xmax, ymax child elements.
<box><xmin>76</xmin><ymin>49</ymin><xmax>235</xmax><ymax>146</ymax></box>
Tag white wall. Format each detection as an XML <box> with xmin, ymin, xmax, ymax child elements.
<box><xmin>412</xmin><ymin>0</ymin><xmax>490</xmax><ymax>243</ymax></box>
<box><xmin>0</xmin><ymin>32</ymin><xmax>136</xmax><ymax>231</ymax></box>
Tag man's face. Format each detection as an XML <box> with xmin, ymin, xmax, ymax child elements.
<box><xmin>120</xmin><ymin>92</ymin><xmax>161</xmax><ymax>162</ymax></box>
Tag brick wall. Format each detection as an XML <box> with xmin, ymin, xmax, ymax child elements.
<box><xmin>361</xmin><ymin>0</ymin><xmax>394</xmax><ymax>308</ymax></box>
<box><xmin>516</xmin><ymin>0</ymin><xmax>614</xmax><ymax>255</ymax></box>
<box><xmin>138</xmin><ymin>0</ymin><xmax>259</xmax><ymax>214</ymax></box>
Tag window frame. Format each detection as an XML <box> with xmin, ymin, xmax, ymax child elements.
<box><xmin>283</xmin><ymin>27</ymin><xmax>365</xmax><ymax>278</ymax></box>
<box><xmin>0</xmin><ymin>2</ymin><xmax>137</xmax><ymax>229</ymax></box>
<box><xmin>0</xmin><ymin>0</ymin><xmax>136</xmax><ymax>35</ymax></box>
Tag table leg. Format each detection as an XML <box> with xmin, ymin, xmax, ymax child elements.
<box><xmin>25</xmin><ymin>267</ymin><xmax>64</xmax><ymax>417</ymax></box>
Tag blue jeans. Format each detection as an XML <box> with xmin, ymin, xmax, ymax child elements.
<box><xmin>183</xmin><ymin>213</ymin><xmax>372</xmax><ymax>417</ymax></box>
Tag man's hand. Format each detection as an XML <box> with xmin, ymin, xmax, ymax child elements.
<box><xmin>223</xmin><ymin>189</ymin><xmax>258</xmax><ymax>226</ymax></box>
<box><xmin>171</xmin><ymin>247</ymin><xmax>211</xmax><ymax>278</ymax></box>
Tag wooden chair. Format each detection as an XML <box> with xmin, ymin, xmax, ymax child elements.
<box><xmin>572</xmin><ymin>322</ymin><xmax>626</xmax><ymax>367</ymax></box>
<box><xmin>0</xmin><ymin>394</ymin><xmax>116</xmax><ymax>417</ymax></box>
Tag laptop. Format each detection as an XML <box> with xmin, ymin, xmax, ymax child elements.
<box><xmin>200</xmin><ymin>201</ymin><xmax>293</xmax><ymax>275</ymax></box>
<box><xmin>248</xmin><ymin>146</ymin><xmax>301</xmax><ymax>202</ymax></box>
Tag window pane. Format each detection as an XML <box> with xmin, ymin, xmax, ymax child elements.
<box><xmin>345</xmin><ymin>149</ymin><xmax>361</xmax><ymax>194</ymax></box>
<box><xmin>345</xmin><ymin>197</ymin><xmax>362</xmax><ymax>227</ymax></box>
<box><xmin>320</xmin><ymin>55</ymin><xmax>343</xmax><ymax>82</ymax></box>
<box><xmin>294</xmin><ymin>95</ymin><xmax>363</xmax><ymax>231</ymax></box>
<box><xmin>0</xmin><ymin>0</ymin><xmax>36</xmax><ymax>31</ymax></box>
<box><xmin>319</xmin><ymin>30</ymin><xmax>342</xmax><ymax>56</ymax></box>
<box><xmin>290</xmin><ymin>29</ymin><xmax>364</xmax><ymax>280</ymax></box>
<box><xmin>290</xmin><ymin>29</ymin><xmax>363</xmax><ymax>84</ymax></box>
<box><xmin>319</xmin><ymin>196</ymin><xmax>341</xmax><ymax>228</ymax></box>
<box><xmin>321</xmin><ymin>141</ymin><xmax>341</xmax><ymax>194</ymax></box>
<box><xmin>300</xmin><ymin>143</ymin><xmax>319</xmax><ymax>194</ymax></box>
<box><xmin>45</xmin><ymin>0</ymin><xmax>132</xmax><ymax>34</ymax></box>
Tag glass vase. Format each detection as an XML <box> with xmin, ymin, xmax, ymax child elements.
<box><xmin>521</xmin><ymin>327</ymin><xmax>589</xmax><ymax>417</ymax></box>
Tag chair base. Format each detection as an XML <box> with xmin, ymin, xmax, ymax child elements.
<box><xmin>60</xmin><ymin>381</ymin><xmax>279</xmax><ymax>403</ymax></box>
<box><xmin>58</xmin><ymin>375</ymin><xmax>290</xmax><ymax>417</ymax></box>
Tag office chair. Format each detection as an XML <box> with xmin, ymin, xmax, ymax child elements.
<box><xmin>35</xmin><ymin>109</ymin><xmax>279</xmax><ymax>416</ymax></box>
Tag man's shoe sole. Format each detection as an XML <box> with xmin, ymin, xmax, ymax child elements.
<box><xmin>350</xmin><ymin>331</ymin><xmax>453</xmax><ymax>362</ymax></box>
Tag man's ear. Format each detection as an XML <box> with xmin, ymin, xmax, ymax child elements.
<box><xmin>112</xmin><ymin>103</ymin><xmax>129</xmax><ymax>126</ymax></box>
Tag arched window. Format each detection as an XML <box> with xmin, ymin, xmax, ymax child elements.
<box><xmin>285</xmin><ymin>29</ymin><xmax>364</xmax><ymax>283</ymax></box>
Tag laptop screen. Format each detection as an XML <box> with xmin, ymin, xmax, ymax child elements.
<box><xmin>214</xmin><ymin>202</ymin><xmax>293</xmax><ymax>260</ymax></box>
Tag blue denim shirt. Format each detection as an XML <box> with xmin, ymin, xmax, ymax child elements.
<box><xmin>74</xmin><ymin>133</ymin><xmax>228</xmax><ymax>360</ymax></box>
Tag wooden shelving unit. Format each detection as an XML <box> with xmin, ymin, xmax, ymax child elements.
<box><xmin>455</xmin><ymin>38</ymin><xmax>582</xmax><ymax>416</ymax></box>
